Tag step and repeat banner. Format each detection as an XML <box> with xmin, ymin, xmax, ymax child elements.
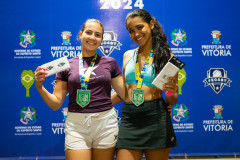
<box><xmin>1</xmin><ymin>0</ymin><xmax>240</xmax><ymax>159</ymax></box>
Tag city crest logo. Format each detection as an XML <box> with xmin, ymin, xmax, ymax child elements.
<box><xmin>203</xmin><ymin>68</ymin><xmax>232</xmax><ymax>94</ymax></box>
<box><xmin>171</xmin><ymin>29</ymin><xmax>187</xmax><ymax>47</ymax></box>
<box><xmin>172</xmin><ymin>104</ymin><xmax>188</xmax><ymax>122</ymax></box>
<box><xmin>61</xmin><ymin>31</ymin><xmax>72</xmax><ymax>45</ymax></box>
<box><xmin>20</xmin><ymin>106</ymin><xmax>37</xmax><ymax>125</ymax></box>
<box><xmin>213</xmin><ymin>105</ymin><xmax>223</xmax><ymax>119</ymax></box>
<box><xmin>211</xmin><ymin>30</ymin><xmax>221</xmax><ymax>44</ymax></box>
<box><xmin>202</xmin><ymin>30</ymin><xmax>231</xmax><ymax>56</ymax></box>
<box><xmin>99</xmin><ymin>31</ymin><xmax>122</xmax><ymax>56</ymax></box>
<box><xmin>19</xmin><ymin>30</ymin><xmax>36</xmax><ymax>48</ymax></box>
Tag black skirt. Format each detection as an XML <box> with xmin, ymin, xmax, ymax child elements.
<box><xmin>116</xmin><ymin>98</ymin><xmax>178</xmax><ymax>149</ymax></box>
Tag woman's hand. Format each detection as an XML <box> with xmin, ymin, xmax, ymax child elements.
<box><xmin>34</xmin><ymin>66</ymin><xmax>48</xmax><ymax>89</ymax></box>
<box><xmin>164</xmin><ymin>73</ymin><xmax>178</xmax><ymax>105</ymax></box>
<box><xmin>163</xmin><ymin>76</ymin><xmax>178</xmax><ymax>96</ymax></box>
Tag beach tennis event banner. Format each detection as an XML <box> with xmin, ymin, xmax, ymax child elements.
<box><xmin>0</xmin><ymin>0</ymin><xmax>240</xmax><ymax>159</ymax></box>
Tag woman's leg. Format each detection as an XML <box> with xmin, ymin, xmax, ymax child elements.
<box><xmin>116</xmin><ymin>149</ymin><xmax>143</xmax><ymax>160</ymax></box>
<box><xmin>92</xmin><ymin>147</ymin><xmax>116</xmax><ymax>160</ymax></box>
<box><xmin>65</xmin><ymin>149</ymin><xmax>91</xmax><ymax>160</ymax></box>
<box><xmin>144</xmin><ymin>148</ymin><xmax>171</xmax><ymax>160</ymax></box>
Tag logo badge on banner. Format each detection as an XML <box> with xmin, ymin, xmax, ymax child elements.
<box><xmin>99</xmin><ymin>31</ymin><xmax>122</xmax><ymax>56</ymax></box>
<box><xmin>171</xmin><ymin>29</ymin><xmax>187</xmax><ymax>47</ymax></box>
<box><xmin>172</xmin><ymin>104</ymin><xmax>194</xmax><ymax>133</ymax></box>
<box><xmin>14</xmin><ymin>106</ymin><xmax>42</xmax><ymax>136</ymax></box>
<box><xmin>213</xmin><ymin>105</ymin><xmax>223</xmax><ymax>119</ymax></box>
<box><xmin>51</xmin><ymin>31</ymin><xmax>81</xmax><ymax>58</ymax></box>
<box><xmin>203</xmin><ymin>68</ymin><xmax>232</xmax><ymax>94</ymax></box>
<box><xmin>21</xmin><ymin>70</ymin><xmax>34</xmax><ymax>97</ymax></box>
<box><xmin>172</xmin><ymin>104</ymin><xmax>188</xmax><ymax>122</ymax></box>
<box><xmin>211</xmin><ymin>30</ymin><xmax>221</xmax><ymax>44</ymax></box>
<box><xmin>170</xmin><ymin>29</ymin><xmax>192</xmax><ymax>57</ymax></box>
<box><xmin>203</xmin><ymin>105</ymin><xmax>233</xmax><ymax>132</ymax></box>
<box><xmin>178</xmin><ymin>69</ymin><xmax>186</xmax><ymax>95</ymax></box>
<box><xmin>20</xmin><ymin>106</ymin><xmax>36</xmax><ymax>125</ymax></box>
<box><xmin>61</xmin><ymin>31</ymin><xmax>72</xmax><ymax>45</ymax></box>
<box><xmin>202</xmin><ymin>30</ymin><xmax>231</xmax><ymax>56</ymax></box>
<box><xmin>14</xmin><ymin>30</ymin><xmax>41</xmax><ymax>59</ymax></box>
<box><xmin>19</xmin><ymin>30</ymin><xmax>36</xmax><ymax>48</ymax></box>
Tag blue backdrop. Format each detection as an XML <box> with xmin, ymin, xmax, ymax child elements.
<box><xmin>1</xmin><ymin>0</ymin><xmax>240</xmax><ymax>159</ymax></box>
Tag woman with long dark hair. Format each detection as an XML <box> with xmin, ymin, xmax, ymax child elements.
<box><xmin>112</xmin><ymin>9</ymin><xmax>178</xmax><ymax>160</ymax></box>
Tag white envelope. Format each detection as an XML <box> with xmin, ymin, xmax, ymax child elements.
<box><xmin>41</xmin><ymin>56</ymin><xmax>70</xmax><ymax>77</ymax></box>
<box><xmin>152</xmin><ymin>62</ymin><xmax>179</xmax><ymax>90</ymax></box>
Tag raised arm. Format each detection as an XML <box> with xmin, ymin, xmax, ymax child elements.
<box><xmin>35</xmin><ymin>67</ymin><xmax>68</xmax><ymax>111</ymax></box>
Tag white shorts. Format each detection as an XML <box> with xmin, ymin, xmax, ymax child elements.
<box><xmin>65</xmin><ymin>108</ymin><xmax>118</xmax><ymax>150</ymax></box>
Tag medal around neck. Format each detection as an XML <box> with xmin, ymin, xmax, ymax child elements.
<box><xmin>132</xmin><ymin>89</ymin><xmax>144</xmax><ymax>106</ymax></box>
<box><xmin>132</xmin><ymin>48</ymin><xmax>153</xmax><ymax>106</ymax></box>
<box><xmin>76</xmin><ymin>53</ymin><xmax>97</xmax><ymax>108</ymax></box>
<box><xmin>76</xmin><ymin>89</ymin><xmax>90</xmax><ymax>107</ymax></box>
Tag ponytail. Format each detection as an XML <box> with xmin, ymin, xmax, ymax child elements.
<box><xmin>151</xmin><ymin>17</ymin><xmax>171</xmax><ymax>75</ymax></box>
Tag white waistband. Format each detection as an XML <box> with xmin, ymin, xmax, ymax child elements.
<box><xmin>66</xmin><ymin>108</ymin><xmax>117</xmax><ymax>126</ymax></box>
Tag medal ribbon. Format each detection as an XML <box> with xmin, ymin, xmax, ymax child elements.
<box><xmin>79</xmin><ymin>53</ymin><xmax>97</xmax><ymax>89</ymax></box>
<box><xmin>134</xmin><ymin>48</ymin><xmax>153</xmax><ymax>89</ymax></box>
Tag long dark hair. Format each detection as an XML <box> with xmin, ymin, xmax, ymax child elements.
<box><xmin>126</xmin><ymin>9</ymin><xmax>171</xmax><ymax>75</ymax></box>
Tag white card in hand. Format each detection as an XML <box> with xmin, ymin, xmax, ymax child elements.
<box><xmin>41</xmin><ymin>56</ymin><xmax>70</xmax><ymax>77</ymax></box>
<box><xmin>152</xmin><ymin>62</ymin><xmax>179</xmax><ymax>90</ymax></box>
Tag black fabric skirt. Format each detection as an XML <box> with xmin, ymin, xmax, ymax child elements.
<box><xmin>116</xmin><ymin>98</ymin><xmax>178</xmax><ymax>149</ymax></box>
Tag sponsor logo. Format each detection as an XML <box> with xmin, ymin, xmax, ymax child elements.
<box><xmin>173</xmin><ymin>104</ymin><xmax>188</xmax><ymax>122</ymax></box>
<box><xmin>211</xmin><ymin>30</ymin><xmax>221</xmax><ymax>44</ymax></box>
<box><xmin>20</xmin><ymin>106</ymin><xmax>36</xmax><ymax>125</ymax></box>
<box><xmin>172</xmin><ymin>104</ymin><xmax>194</xmax><ymax>133</ymax></box>
<box><xmin>170</xmin><ymin>29</ymin><xmax>192</xmax><ymax>57</ymax></box>
<box><xmin>21</xmin><ymin>70</ymin><xmax>34</xmax><ymax>97</ymax></box>
<box><xmin>99</xmin><ymin>31</ymin><xmax>122</xmax><ymax>56</ymax></box>
<box><xmin>14</xmin><ymin>30</ymin><xmax>41</xmax><ymax>59</ymax></box>
<box><xmin>19</xmin><ymin>30</ymin><xmax>36</xmax><ymax>48</ymax></box>
<box><xmin>178</xmin><ymin>69</ymin><xmax>186</xmax><ymax>95</ymax></box>
<box><xmin>171</xmin><ymin>29</ymin><xmax>187</xmax><ymax>47</ymax></box>
<box><xmin>213</xmin><ymin>105</ymin><xmax>223</xmax><ymax>119</ymax></box>
<box><xmin>202</xmin><ymin>30</ymin><xmax>231</xmax><ymax>56</ymax></box>
<box><xmin>61</xmin><ymin>31</ymin><xmax>72</xmax><ymax>45</ymax></box>
<box><xmin>51</xmin><ymin>31</ymin><xmax>81</xmax><ymax>58</ymax></box>
<box><xmin>15</xmin><ymin>106</ymin><xmax>42</xmax><ymax>136</ymax></box>
<box><xmin>203</xmin><ymin>68</ymin><xmax>232</xmax><ymax>94</ymax></box>
<box><xmin>203</xmin><ymin>105</ymin><xmax>233</xmax><ymax>132</ymax></box>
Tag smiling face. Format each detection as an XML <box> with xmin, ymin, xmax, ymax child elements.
<box><xmin>126</xmin><ymin>16</ymin><xmax>154</xmax><ymax>48</ymax></box>
<box><xmin>79</xmin><ymin>21</ymin><xmax>103</xmax><ymax>55</ymax></box>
